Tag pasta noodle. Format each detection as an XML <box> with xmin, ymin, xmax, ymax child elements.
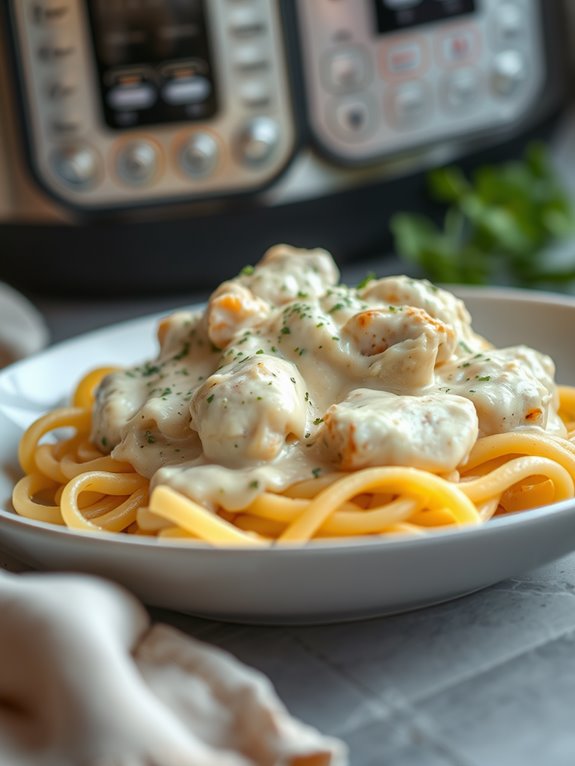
<box><xmin>10</xmin><ymin>246</ymin><xmax>575</xmax><ymax>545</ymax></box>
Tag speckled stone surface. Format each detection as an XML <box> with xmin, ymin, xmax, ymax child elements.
<box><xmin>152</xmin><ymin>554</ymin><xmax>575</xmax><ymax>765</ymax></box>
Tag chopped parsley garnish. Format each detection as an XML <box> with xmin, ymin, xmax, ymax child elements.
<box><xmin>313</xmin><ymin>417</ymin><xmax>324</xmax><ymax>426</ymax></box>
<box><xmin>240</xmin><ymin>265</ymin><xmax>255</xmax><ymax>276</ymax></box>
<box><xmin>477</xmin><ymin>375</ymin><xmax>491</xmax><ymax>382</ymax></box>
<box><xmin>280</xmin><ymin>326</ymin><xmax>291</xmax><ymax>335</ymax></box>
<box><xmin>207</xmin><ymin>394</ymin><xmax>215</xmax><ymax>403</ymax></box>
<box><xmin>145</xmin><ymin>430</ymin><xmax>155</xmax><ymax>444</ymax></box>
<box><xmin>311</xmin><ymin>467</ymin><xmax>322</xmax><ymax>479</ymax></box>
<box><xmin>249</xmin><ymin>480</ymin><xmax>260</xmax><ymax>489</ymax></box>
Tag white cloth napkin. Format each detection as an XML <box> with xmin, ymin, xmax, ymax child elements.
<box><xmin>0</xmin><ymin>281</ymin><xmax>49</xmax><ymax>367</ymax></box>
<box><xmin>0</xmin><ymin>571</ymin><xmax>347</xmax><ymax>765</ymax></box>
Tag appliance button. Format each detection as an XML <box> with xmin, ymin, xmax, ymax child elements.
<box><xmin>116</xmin><ymin>140</ymin><xmax>160</xmax><ymax>186</ymax></box>
<box><xmin>438</xmin><ymin>27</ymin><xmax>479</xmax><ymax>67</ymax></box>
<box><xmin>387</xmin><ymin>81</ymin><xmax>430</xmax><ymax>129</ymax></box>
<box><xmin>323</xmin><ymin>47</ymin><xmax>370</xmax><ymax>93</ymax></box>
<box><xmin>329</xmin><ymin>95</ymin><xmax>376</xmax><ymax>141</ymax></box>
<box><xmin>52</xmin><ymin>144</ymin><xmax>100</xmax><ymax>188</ymax></box>
<box><xmin>234</xmin><ymin>44</ymin><xmax>269</xmax><ymax>72</ymax></box>
<box><xmin>491</xmin><ymin>50</ymin><xmax>525</xmax><ymax>97</ymax></box>
<box><xmin>240</xmin><ymin>80</ymin><xmax>272</xmax><ymax>108</ymax></box>
<box><xmin>180</xmin><ymin>133</ymin><xmax>219</xmax><ymax>178</ymax></box>
<box><xmin>30</xmin><ymin>1</ymin><xmax>69</xmax><ymax>26</ymax></box>
<box><xmin>107</xmin><ymin>83</ymin><xmax>157</xmax><ymax>111</ymax></box>
<box><xmin>229</xmin><ymin>8</ymin><xmax>266</xmax><ymax>37</ymax></box>
<box><xmin>494</xmin><ymin>4</ymin><xmax>524</xmax><ymax>47</ymax></box>
<box><xmin>162</xmin><ymin>76</ymin><xmax>211</xmax><ymax>106</ymax></box>
<box><xmin>443</xmin><ymin>68</ymin><xmax>480</xmax><ymax>112</ymax></box>
<box><xmin>235</xmin><ymin>117</ymin><xmax>279</xmax><ymax>167</ymax></box>
<box><xmin>383</xmin><ymin>38</ymin><xmax>426</xmax><ymax>79</ymax></box>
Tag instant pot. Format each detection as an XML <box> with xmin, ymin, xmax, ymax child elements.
<box><xmin>0</xmin><ymin>0</ymin><xmax>567</xmax><ymax>294</ymax></box>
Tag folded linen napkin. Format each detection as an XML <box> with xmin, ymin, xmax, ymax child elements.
<box><xmin>0</xmin><ymin>571</ymin><xmax>347</xmax><ymax>765</ymax></box>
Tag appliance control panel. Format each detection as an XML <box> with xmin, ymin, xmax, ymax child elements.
<box><xmin>9</xmin><ymin>0</ymin><xmax>296</xmax><ymax>209</ymax></box>
<box><xmin>296</xmin><ymin>0</ymin><xmax>545</xmax><ymax>164</ymax></box>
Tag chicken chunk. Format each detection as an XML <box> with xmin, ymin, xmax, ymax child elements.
<box><xmin>190</xmin><ymin>355</ymin><xmax>308</xmax><ymax>464</ymax></box>
<box><xmin>323</xmin><ymin>389</ymin><xmax>478</xmax><ymax>472</ymax></box>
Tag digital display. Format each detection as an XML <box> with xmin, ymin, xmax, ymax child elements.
<box><xmin>86</xmin><ymin>0</ymin><xmax>218</xmax><ymax>129</ymax></box>
<box><xmin>374</xmin><ymin>0</ymin><xmax>477</xmax><ymax>33</ymax></box>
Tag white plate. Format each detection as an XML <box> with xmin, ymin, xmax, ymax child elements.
<box><xmin>1</xmin><ymin>287</ymin><xmax>575</xmax><ymax>625</ymax></box>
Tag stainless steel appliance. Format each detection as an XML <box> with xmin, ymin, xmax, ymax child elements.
<box><xmin>0</xmin><ymin>0</ymin><xmax>566</xmax><ymax>293</ymax></box>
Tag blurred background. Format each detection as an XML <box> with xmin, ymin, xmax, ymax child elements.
<box><xmin>1</xmin><ymin>0</ymin><xmax>575</xmax><ymax>350</ymax></box>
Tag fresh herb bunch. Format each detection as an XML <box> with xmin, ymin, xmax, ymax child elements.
<box><xmin>390</xmin><ymin>144</ymin><xmax>575</xmax><ymax>287</ymax></box>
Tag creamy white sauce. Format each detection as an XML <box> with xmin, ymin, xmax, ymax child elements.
<box><xmin>91</xmin><ymin>244</ymin><xmax>565</xmax><ymax>511</ymax></box>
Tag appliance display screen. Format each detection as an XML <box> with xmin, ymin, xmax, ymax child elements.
<box><xmin>86</xmin><ymin>0</ymin><xmax>218</xmax><ymax>129</ymax></box>
<box><xmin>374</xmin><ymin>0</ymin><xmax>477</xmax><ymax>33</ymax></box>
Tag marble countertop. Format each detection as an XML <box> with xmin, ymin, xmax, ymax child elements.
<box><xmin>5</xmin><ymin>259</ymin><xmax>575</xmax><ymax>765</ymax></box>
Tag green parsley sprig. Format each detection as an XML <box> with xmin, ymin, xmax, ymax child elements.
<box><xmin>390</xmin><ymin>144</ymin><xmax>575</xmax><ymax>287</ymax></box>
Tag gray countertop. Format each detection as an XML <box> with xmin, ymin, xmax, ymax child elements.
<box><xmin>6</xmin><ymin>260</ymin><xmax>575</xmax><ymax>766</ymax></box>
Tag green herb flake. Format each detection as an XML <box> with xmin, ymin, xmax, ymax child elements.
<box><xmin>280</xmin><ymin>326</ymin><xmax>291</xmax><ymax>335</ymax></box>
<box><xmin>356</xmin><ymin>272</ymin><xmax>376</xmax><ymax>289</ymax></box>
<box><xmin>141</xmin><ymin>363</ymin><xmax>161</xmax><ymax>377</ymax></box>
<box><xmin>145</xmin><ymin>430</ymin><xmax>156</xmax><ymax>444</ymax></box>
<box><xmin>313</xmin><ymin>417</ymin><xmax>324</xmax><ymax>426</ymax></box>
<box><xmin>477</xmin><ymin>375</ymin><xmax>491</xmax><ymax>382</ymax></box>
<box><xmin>311</xmin><ymin>467</ymin><xmax>322</xmax><ymax>479</ymax></box>
<box><xmin>207</xmin><ymin>394</ymin><xmax>215</xmax><ymax>404</ymax></box>
<box><xmin>173</xmin><ymin>343</ymin><xmax>190</xmax><ymax>361</ymax></box>
<box><xmin>240</xmin><ymin>265</ymin><xmax>255</xmax><ymax>276</ymax></box>
<box><xmin>249</xmin><ymin>480</ymin><xmax>260</xmax><ymax>489</ymax></box>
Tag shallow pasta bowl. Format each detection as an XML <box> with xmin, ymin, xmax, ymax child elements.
<box><xmin>1</xmin><ymin>286</ymin><xmax>575</xmax><ymax>624</ymax></box>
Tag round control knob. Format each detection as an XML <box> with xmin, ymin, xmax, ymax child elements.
<box><xmin>116</xmin><ymin>140</ymin><xmax>159</xmax><ymax>185</ymax></box>
<box><xmin>236</xmin><ymin>117</ymin><xmax>279</xmax><ymax>167</ymax></box>
<box><xmin>180</xmin><ymin>132</ymin><xmax>219</xmax><ymax>178</ymax></box>
<box><xmin>52</xmin><ymin>144</ymin><xmax>99</xmax><ymax>188</ymax></box>
<box><xmin>492</xmin><ymin>50</ymin><xmax>525</xmax><ymax>97</ymax></box>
